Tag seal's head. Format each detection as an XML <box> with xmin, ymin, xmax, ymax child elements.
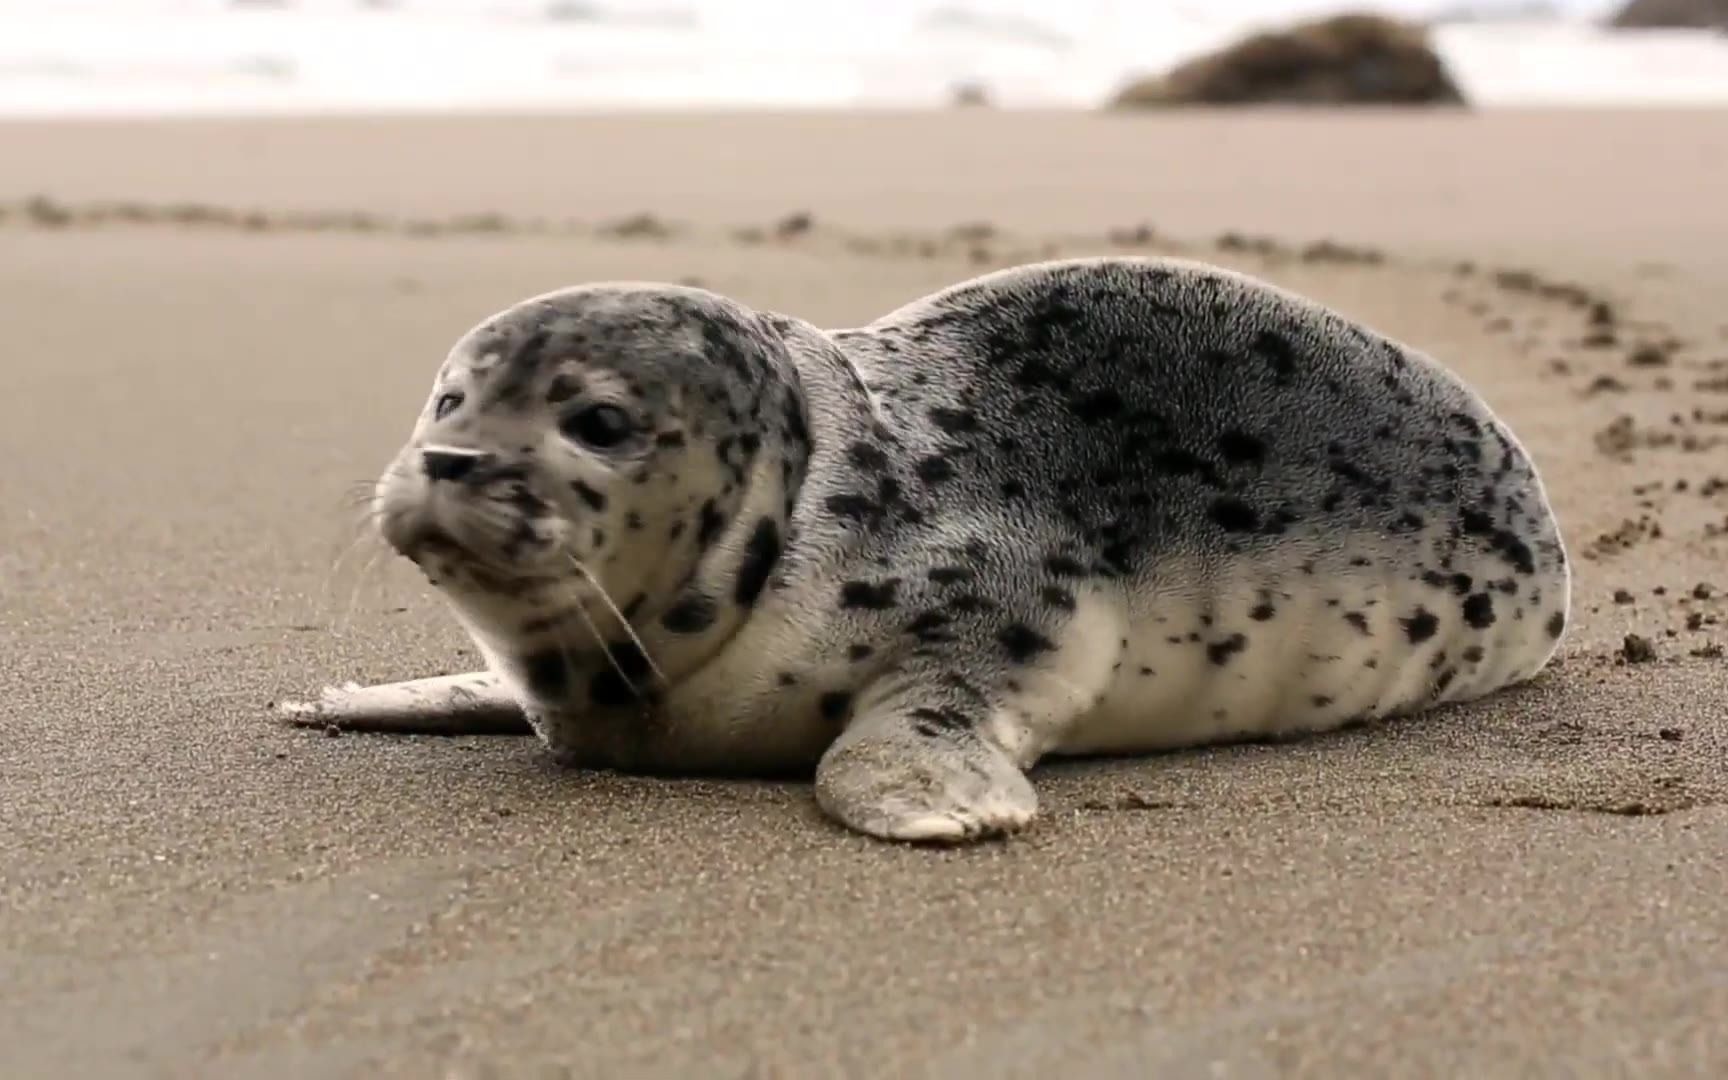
<box><xmin>373</xmin><ymin>282</ymin><xmax>811</xmax><ymax>689</ymax></box>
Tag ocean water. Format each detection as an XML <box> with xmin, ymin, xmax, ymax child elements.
<box><xmin>0</xmin><ymin>0</ymin><xmax>1724</xmax><ymax>115</ymax></box>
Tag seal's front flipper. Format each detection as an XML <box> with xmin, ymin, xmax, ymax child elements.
<box><xmin>813</xmin><ymin>689</ymin><xmax>1040</xmax><ymax>844</ymax></box>
<box><xmin>813</xmin><ymin>593</ymin><xmax>1125</xmax><ymax>843</ymax></box>
<box><xmin>274</xmin><ymin>671</ymin><xmax>532</xmax><ymax>736</ymax></box>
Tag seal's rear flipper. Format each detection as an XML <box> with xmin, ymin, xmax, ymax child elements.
<box><xmin>274</xmin><ymin>671</ymin><xmax>533</xmax><ymax>736</ymax></box>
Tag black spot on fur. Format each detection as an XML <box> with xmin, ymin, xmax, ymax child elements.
<box><xmin>998</xmin><ymin>623</ymin><xmax>1054</xmax><ymax>663</ymax></box>
<box><xmin>1097</xmin><ymin>541</ymin><xmax>1132</xmax><ymax>577</ymax></box>
<box><xmin>1045</xmin><ymin>555</ymin><xmax>1086</xmax><ymax>577</ymax></box>
<box><xmin>825</xmin><ymin>492</ymin><xmax>879</xmax><ymax>525</ymax></box>
<box><xmin>927</xmin><ymin>566</ymin><xmax>973</xmax><ymax>585</ymax></box>
<box><xmin>1262</xmin><ymin>509</ymin><xmax>1298</xmax><ymax>536</ymax></box>
<box><xmin>1148</xmin><ymin>448</ymin><xmax>1221</xmax><ymax>486</ymax></box>
<box><xmin>1344</xmin><ymin>611</ymin><xmax>1369</xmax><ymax>634</ymax></box>
<box><xmin>929</xmin><ymin>407</ymin><xmax>980</xmax><ymax>434</ymax></box>
<box><xmin>1206</xmin><ymin>634</ymin><xmax>1248</xmax><ymax>665</ymax></box>
<box><xmin>1250</xmin><ymin>602</ymin><xmax>1276</xmax><ymax>621</ymax></box>
<box><xmin>1013</xmin><ymin>357</ymin><xmax>1063</xmax><ymax>391</ymax></box>
<box><xmin>841</xmin><ymin>579</ymin><xmax>900</xmax><ymax>610</ymax></box>
<box><xmin>1402</xmin><ymin>608</ymin><xmax>1439</xmax><ymax>643</ymax></box>
<box><xmin>1071</xmin><ymin>388</ymin><xmax>1124</xmax><ymax>422</ymax></box>
<box><xmin>1462</xmin><ymin>645</ymin><xmax>1485</xmax><ymax>663</ymax></box>
<box><xmin>847</xmin><ymin>441</ymin><xmax>889</xmax><ymax>470</ymax></box>
<box><xmin>847</xmin><ymin>643</ymin><xmax>874</xmax><ymax>662</ymax></box>
<box><xmin>570</xmin><ymin>481</ymin><xmax>606</xmax><ymax>512</ymax></box>
<box><xmin>1328</xmin><ymin>458</ymin><xmax>1374</xmax><ymax>487</ymax></box>
<box><xmin>589</xmin><ymin>670</ymin><xmax>634</xmax><ymax>707</ymax></box>
<box><xmin>947</xmin><ymin>593</ymin><xmax>997</xmax><ymax>615</ymax></box>
<box><xmin>734</xmin><ymin>518</ymin><xmax>781</xmax><ymax>607</ymax></box>
<box><xmin>818</xmin><ymin>692</ymin><xmax>853</xmax><ymax>722</ymax></box>
<box><xmin>509</xmin><ymin>328</ymin><xmax>550</xmax><ymax>371</ymax></box>
<box><xmin>1448</xmin><ymin>411</ymin><xmax>1482</xmax><ymax>436</ymax></box>
<box><xmin>1461</xmin><ymin>592</ymin><xmax>1496</xmax><ymax>629</ymax></box>
<box><xmin>545</xmin><ymin>374</ymin><xmax>580</xmax><ymax>404</ymax></box>
<box><xmin>946</xmin><ymin>673</ymin><xmax>988</xmax><ymax>708</ymax></box>
<box><xmin>1209</xmin><ymin>497</ymin><xmax>1260</xmax><ymax>532</ymax></box>
<box><xmin>1460</xmin><ymin>507</ymin><xmax>1534</xmax><ymax>574</ymax></box>
<box><xmin>1001</xmin><ymin>479</ymin><xmax>1026</xmax><ymax>498</ymax></box>
<box><xmin>1216</xmin><ymin>430</ymin><xmax>1266</xmax><ymax>465</ymax></box>
<box><xmin>613</xmin><ymin>641</ymin><xmax>653</xmax><ymax>681</ymax></box>
<box><xmin>522</xmin><ymin>651</ymin><xmax>569</xmax><ymax>700</ymax></box>
<box><xmin>588</xmin><ymin>641</ymin><xmax>652</xmax><ymax>707</ymax></box>
<box><xmin>1251</xmin><ymin>331</ymin><xmax>1297</xmax><ymax>380</ymax></box>
<box><xmin>661</xmin><ymin>592</ymin><xmax>716</xmax><ymax>634</ymax></box>
<box><xmin>1496</xmin><ymin>533</ymin><xmax>1536</xmax><ymax>575</ymax></box>
<box><xmin>1041</xmin><ymin>585</ymin><xmax>1076</xmax><ymax>611</ymax></box>
<box><xmin>697</xmin><ymin>499</ymin><xmax>724</xmax><ymax>547</ymax></box>
<box><xmin>1546</xmin><ymin>611</ymin><xmax>1565</xmax><ymax>638</ymax></box>
<box><xmin>1311</xmin><ymin>695</ymin><xmax>1334</xmax><ymax>708</ymax></box>
<box><xmin>916</xmin><ymin>455</ymin><xmax>955</xmax><ymax>483</ymax></box>
<box><xmin>905</xmin><ymin>610</ymin><xmax>953</xmax><ymax>642</ymax></box>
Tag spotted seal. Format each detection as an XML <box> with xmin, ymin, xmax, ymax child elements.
<box><xmin>281</xmin><ymin>255</ymin><xmax>1570</xmax><ymax>844</ymax></box>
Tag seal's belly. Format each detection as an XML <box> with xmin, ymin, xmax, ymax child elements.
<box><xmin>1053</xmin><ymin>554</ymin><xmax>1568</xmax><ymax>756</ymax></box>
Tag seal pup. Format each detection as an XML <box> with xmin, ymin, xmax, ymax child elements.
<box><xmin>282</xmin><ymin>256</ymin><xmax>1570</xmax><ymax>844</ymax></box>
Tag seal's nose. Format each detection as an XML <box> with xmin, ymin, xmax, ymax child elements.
<box><xmin>421</xmin><ymin>448</ymin><xmax>488</xmax><ymax>483</ymax></box>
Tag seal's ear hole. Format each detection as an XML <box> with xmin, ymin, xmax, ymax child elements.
<box><xmin>560</xmin><ymin>404</ymin><xmax>636</xmax><ymax>449</ymax></box>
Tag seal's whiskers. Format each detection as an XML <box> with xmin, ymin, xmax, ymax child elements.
<box><xmin>339</xmin><ymin>479</ymin><xmax>378</xmax><ymax>510</ymax></box>
<box><xmin>338</xmin><ymin>540</ymin><xmax>391</xmax><ymax>637</ymax></box>
<box><xmin>315</xmin><ymin>500</ymin><xmax>393</xmax><ymax>636</ymax></box>
<box><xmin>563</xmin><ymin>583</ymin><xmax>650</xmax><ymax>700</ymax></box>
<box><xmin>568</xmin><ymin>556</ymin><xmax>668</xmax><ymax>690</ymax></box>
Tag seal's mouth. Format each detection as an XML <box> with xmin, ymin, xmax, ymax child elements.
<box><xmin>374</xmin><ymin>450</ymin><xmax>570</xmax><ymax>588</ymax></box>
<box><xmin>382</xmin><ymin>519</ymin><xmax>460</xmax><ymax>565</ymax></box>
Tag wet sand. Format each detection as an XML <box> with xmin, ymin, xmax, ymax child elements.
<box><xmin>1</xmin><ymin>109</ymin><xmax>1726</xmax><ymax>1078</ymax></box>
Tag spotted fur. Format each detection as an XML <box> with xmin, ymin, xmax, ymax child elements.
<box><xmin>298</xmin><ymin>257</ymin><xmax>1570</xmax><ymax>844</ymax></box>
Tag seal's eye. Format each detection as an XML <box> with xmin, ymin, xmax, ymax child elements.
<box><xmin>434</xmin><ymin>391</ymin><xmax>464</xmax><ymax>420</ymax></box>
<box><xmin>561</xmin><ymin>404</ymin><xmax>634</xmax><ymax>449</ymax></box>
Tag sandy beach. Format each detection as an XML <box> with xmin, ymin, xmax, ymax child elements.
<box><xmin>2</xmin><ymin>109</ymin><xmax>1726</xmax><ymax>1077</ymax></box>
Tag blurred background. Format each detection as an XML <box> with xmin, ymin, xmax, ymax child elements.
<box><xmin>3</xmin><ymin>0</ymin><xmax>1727</xmax><ymax>116</ymax></box>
